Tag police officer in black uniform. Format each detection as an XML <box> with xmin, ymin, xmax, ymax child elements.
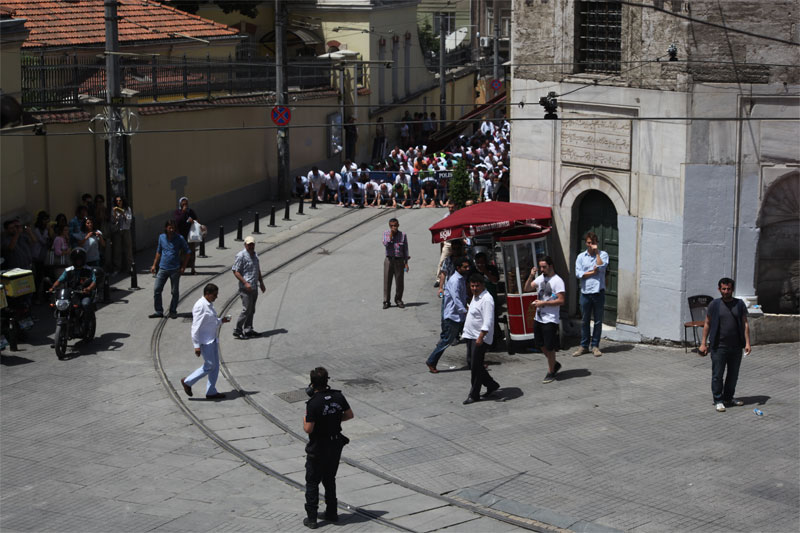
<box><xmin>302</xmin><ymin>367</ymin><xmax>354</xmax><ymax>529</ymax></box>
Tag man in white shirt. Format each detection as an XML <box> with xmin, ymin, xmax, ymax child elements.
<box><xmin>462</xmin><ymin>274</ymin><xmax>500</xmax><ymax>404</ymax></box>
<box><xmin>524</xmin><ymin>256</ymin><xmax>566</xmax><ymax>384</ymax></box>
<box><xmin>307</xmin><ymin>167</ymin><xmax>326</xmax><ymax>201</ymax></box>
<box><xmin>325</xmin><ymin>170</ymin><xmax>341</xmax><ymax>204</ymax></box>
<box><xmin>180</xmin><ymin>283</ymin><xmax>230</xmax><ymax>399</ymax></box>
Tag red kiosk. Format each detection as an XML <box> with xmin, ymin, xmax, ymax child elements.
<box><xmin>429</xmin><ymin>202</ymin><xmax>552</xmax><ymax>352</ymax></box>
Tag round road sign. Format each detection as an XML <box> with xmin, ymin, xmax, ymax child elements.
<box><xmin>491</xmin><ymin>79</ymin><xmax>502</xmax><ymax>91</ymax></box>
<box><xmin>271</xmin><ymin>106</ymin><xmax>291</xmax><ymax>126</ymax></box>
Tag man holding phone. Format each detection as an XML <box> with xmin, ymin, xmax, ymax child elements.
<box><xmin>180</xmin><ymin>283</ymin><xmax>229</xmax><ymax>400</ymax></box>
<box><xmin>574</xmin><ymin>232</ymin><xmax>609</xmax><ymax>357</ymax></box>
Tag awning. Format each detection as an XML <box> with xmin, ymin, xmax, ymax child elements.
<box><xmin>428</xmin><ymin>202</ymin><xmax>552</xmax><ymax>244</ymax></box>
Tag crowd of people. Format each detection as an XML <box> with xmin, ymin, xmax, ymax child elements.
<box><xmin>294</xmin><ymin>115</ymin><xmax>511</xmax><ymax>210</ymax></box>
<box><xmin>1</xmin><ymin>193</ymin><xmax>134</xmax><ymax>304</ymax></box>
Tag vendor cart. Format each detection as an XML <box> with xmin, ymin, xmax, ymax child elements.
<box><xmin>429</xmin><ymin>202</ymin><xmax>552</xmax><ymax>354</ymax></box>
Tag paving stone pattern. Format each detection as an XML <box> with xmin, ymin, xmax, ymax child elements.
<box><xmin>2</xmin><ymin>204</ymin><xmax>798</xmax><ymax>532</ymax></box>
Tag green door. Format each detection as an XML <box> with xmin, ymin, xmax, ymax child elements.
<box><xmin>576</xmin><ymin>190</ymin><xmax>618</xmax><ymax>324</ymax></box>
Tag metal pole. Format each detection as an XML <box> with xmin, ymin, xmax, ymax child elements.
<box><xmin>493</xmin><ymin>22</ymin><xmax>500</xmax><ymax>94</ymax></box>
<box><xmin>275</xmin><ymin>0</ymin><xmax>290</xmax><ymax>201</ymax></box>
<box><xmin>439</xmin><ymin>16</ymin><xmax>447</xmax><ymax>127</ymax></box>
<box><xmin>235</xmin><ymin>219</ymin><xmax>243</xmax><ymax>241</ymax></box>
<box><xmin>283</xmin><ymin>199</ymin><xmax>291</xmax><ymax>221</ymax></box>
<box><xmin>339</xmin><ymin>65</ymin><xmax>345</xmax><ymax>165</ymax></box>
<box><xmin>253</xmin><ymin>212</ymin><xmax>261</xmax><ymax>234</ymax></box>
<box><xmin>269</xmin><ymin>206</ymin><xmax>276</xmax><ymax>227</ymax></box>
<box><xmin>217</xmin><ymin>226</ymin><xmax>225</xmax><ymax>249</ymax></box>
<box><xmin>297</xmin><ymin>197</ymin><xmax>304</xmax><ymax>215</ymax></box>
<box><xmin>104</xmin><ymin>0</ymin><xmax>125</xmax><ymax>199</ymax></box>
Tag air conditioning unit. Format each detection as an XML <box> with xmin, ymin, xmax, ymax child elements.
<box><xmin>480</xmin><ymin>36</ymin><xmax>491</xmax><ymax>48</ymax></box>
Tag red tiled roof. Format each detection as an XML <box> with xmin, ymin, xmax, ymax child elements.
<box><xmin>1</xmin><ymin>0</ymin><xmax>239</xmax><ymax>48</ymax></box>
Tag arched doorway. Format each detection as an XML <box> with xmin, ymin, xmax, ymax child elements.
<box><xmin>576</xmin><ymin>190</ymin><xmax>618</xmax><ymax>323</ymax></box>
<box><xmin>757</xmin><ymin>172</ymin><xmax>800</xmax><ymax>314</ymax></box>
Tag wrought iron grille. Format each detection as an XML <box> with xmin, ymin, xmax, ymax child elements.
<box><xmin>20</xmin><ymin>54</ymin><xmax>333</xmax><ymax>110</ymax></box>
<box><xmin>578</xmin><ymin>1</ymin><xmax>622</xmax><ymax>73</ymax></box>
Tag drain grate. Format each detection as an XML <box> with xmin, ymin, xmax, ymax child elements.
<box><xmin>276</xmin><ymin>388</ymin><xmax>310</xmax><ymax>404</ymax></box>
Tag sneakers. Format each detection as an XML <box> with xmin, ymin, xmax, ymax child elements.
<box><xmin>233</xmin><ymin>330</ymin><xmax>244</xmax><ymax>339</ymax></box>
<box><xmin>572</xmin><ymin>346</ymin><xmax>589</xmax><ymax>357</ymax></box>
<box><xmin>433</xmin><ymin>280</ymin><xmax>440</xmax><ymax>288</ymax></box>
<box><xmin>592</xmin><ymin>347</ymin><xmax>603</xmax><ymax>357</ymax></box>
<box><xmin>542</xmin><ymin>361</ymin><xmax>562</xmax><ymax>384</ymax></box>
<box><xmin>715</xmin><ymin>402</ymin><xmax>726</xmax><ymax>412</ymax></box>
<box><xmin>726</xmin><ymin>398</ymin><xmax>745</xmax><ymax>407</ymax></box>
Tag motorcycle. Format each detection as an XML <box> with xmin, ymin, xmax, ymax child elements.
<box><xmin>51</xmin><ymin>285</ymin><xmax>96</xmax><ymax>360</ymax></box>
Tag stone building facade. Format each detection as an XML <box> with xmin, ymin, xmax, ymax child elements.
<box><xmin>510</xmin><ymin>0</ymin><xmax>799</xmax><ymax>342</ymax></box>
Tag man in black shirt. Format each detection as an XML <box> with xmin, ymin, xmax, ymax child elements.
<box><xmin>303</xmin><ymin>367</ymin><xmax>354</xmax><ymax>529</ymax></box>
<box><xmin>699</xmin><ymin>278</ymin><xmax>752</xmax><ymax>412</ymax></box>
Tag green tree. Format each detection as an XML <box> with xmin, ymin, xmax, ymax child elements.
<box><xmin>448</xmin><ymin>159</ymin><xmax>475</xmax><ymax>208</ymax></box>
<box><xmin>417</xmin><ymin>21</ymin><xmax>438</xmax><ymax>58</ymax></box>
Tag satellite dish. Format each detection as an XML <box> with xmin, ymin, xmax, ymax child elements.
<box><xmin>445</xmin><ymin>27</ymin><xmax>469</xmax><ymax>52</ymax></box>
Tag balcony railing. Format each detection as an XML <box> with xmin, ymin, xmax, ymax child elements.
<box><xmin>21</xmin><ymin>53</ymin><xmax>333</xmax><ymax>109</ymax></box>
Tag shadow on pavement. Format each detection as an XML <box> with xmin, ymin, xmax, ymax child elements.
<box><xmin>490</xmin><ymin>386</ymin><xmax>523</xmax><ymax>402</ymax></box>
<box><xmin>737</xmin><ymin>395</ymin><xmax>771</xmax><ymax>406</ymax></box>
<box><xmin>400</xmin><ymin>301</ymin><xmax>427</xmax><ymax>308</ymax></box>
<box><xmin>337</xmin><ymin>509</ymin><xmax>389</xmax><ymax>525</ymax></box>
<box><xmin>259</xmin><ymin>328</ymin><xmax>288</xmax><ymax>338</ymax></box>
<box><xmin>73</xmin><ymin>332</ymin><xmax>131</xmax><ymax>357</ymax></box>
<box><xmin>601</xmin><ymin>344</ymin><xmax>635</xmax><ymax>353</ymax></box>
<box><xmin>0</xmin><ymin>353</ymin><xmax>35</xmax><ymax>366</ymax></box>
<box><xmin>188</xmin><ymin>389</ymin><xmax>259</xmax><ymax>402</ymax></box>
<box><xmin>556</xmin><ymin>368</ymin><xmax>591</xmax><ymax>381</ymax></box>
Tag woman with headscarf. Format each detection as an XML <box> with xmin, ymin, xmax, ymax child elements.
<box><xmin>174</xmin><ymin>196</ymin><xmax>199</xmax><ymax>275</ymax></box>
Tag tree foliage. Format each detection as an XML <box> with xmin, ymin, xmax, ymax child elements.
<box><xmin>417</xmin><ymin>21</ymin><xmax>438</xmax><ymax>58</ymax></box>
<box><xmin>156</xmin><ymin>1</ymin><xmax>260</xmax><ymax>19</ymax></box>
<box><xmin>448</xmin><ymin>158</ymin><xmax>476</xmax><ymax>209</ymax></box>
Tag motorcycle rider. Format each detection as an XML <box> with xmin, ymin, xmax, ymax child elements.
<box><xmin>49</xmin><ymin>248</ymin><xmax>96</xmax><ymax>317</ymax></box>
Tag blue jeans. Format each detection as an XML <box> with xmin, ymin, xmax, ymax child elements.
<box><xmin>711</xmin><ymin>345</ymin><xmax>743</xmax><ymax>403</ymax></box>
<box><xmin>154</xmin><ymin>268</ymin><xmax>180</xmax><ymax>315</ymax></box>
<box><xmin>427</xmin><ymin>318</ymin><xmax>461</xmax><ymax>367</ymax></box>
<box><xmin>580</xmin><ymin>291</ymin><xmax>605</xmax><ymax>348</ymax></box>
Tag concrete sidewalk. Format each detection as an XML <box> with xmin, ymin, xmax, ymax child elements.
<box><xmin>2</xmin><ymin>202</ymin><xmax>798</xmax><ymax>533</ymax></box>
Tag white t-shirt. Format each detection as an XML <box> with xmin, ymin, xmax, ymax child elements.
<box><xmin>532</xmin><ymin>273</ymin><xmax>565</xmax><ymax>324</ymax></box>
<box><xmin>308</xmin><ymin>171</ymin><xmax>325</xmax><ymax>190</ymax></box>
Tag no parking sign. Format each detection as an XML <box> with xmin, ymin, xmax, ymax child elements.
<box><xmin>271</xmin><ymin>106</ymin><xmax>291</xmax><ymax>126</ymax></box>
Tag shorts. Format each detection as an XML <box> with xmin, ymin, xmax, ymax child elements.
<box><xmin>533</xmin><ymin>321</ymin><xmax>559</xmax><ymax>351</ymax></box>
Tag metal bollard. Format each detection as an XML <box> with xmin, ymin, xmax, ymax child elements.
<box><xmin>130</xmin><ymin>261</ymin><xmax>138</xmax><ymax>289</ymax></box>
<box><xmin>199</xmin><ymin>237</ymin><xmax>208</xmax><ymax>258</ymax></box>
<box><xmin>7</xmin><ymin>316</ymin><xmax>18</xmax><ymax>351</ymax></box>
<box><xmin>283</xmin><ymin>199</ymin><xmax>291</xmax><ymax>221</ymax></box>
<box><xmin>310</xmin><ymin>193</ymin><xmax>317</xmax><ymax>209</ymax></box>
<box><xmin>253</xmin><ymin>212</ymin><xmax>261</xmax><ymax>234</ymax></box>
<box><xmin>235</xmin><ymin>219</ymin><xmax>243</xmax><ymax>241</ymax></box>
<box><xmin>297</xmin><ymin>197</ymin><xmax>304</xmax><ymax>215</ymax></box>
<box><xmin>103</xmin><ymin>276</ymin><xmax>110</xmax><ymax>302</ymax></box>
<box><xmin>217</xmin><ymin>226</ymin><xmax>225</xmax><ymax>249</ymax></box>
<box><xmin>268</xmin><ymin>206</ymin><xmax>276</xmax><ymax>227</ymax></box>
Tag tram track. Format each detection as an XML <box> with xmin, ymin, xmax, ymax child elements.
<box><xmin>151</xmin><ymin>207</ymin><xmax>548</xmax><ymax>532</ymax></box>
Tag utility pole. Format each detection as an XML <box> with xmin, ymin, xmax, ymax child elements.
<box><xmin>493</xmin><ymin>21</ymin><xmax>500</xmax><ymax>95</ymax></box>
<box><xmin>104</xmin><ymin>0</ymin><xmax>125</xmax><ymax>198</ymax></box>
<box><xmin>439</xmin><ymin>16</ymin><xmax>446</xmax><ymax>128</ymax></box>
<box><xmin>275</xmin><ymin>0</ymin><xmax>289</xmax><ymax>200</ymax></box>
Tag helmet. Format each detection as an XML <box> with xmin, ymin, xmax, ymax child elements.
<box><xmin>70</xmin><ymin>247</ymin><xmax>87</xmax><ymax>267</ymax></box>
